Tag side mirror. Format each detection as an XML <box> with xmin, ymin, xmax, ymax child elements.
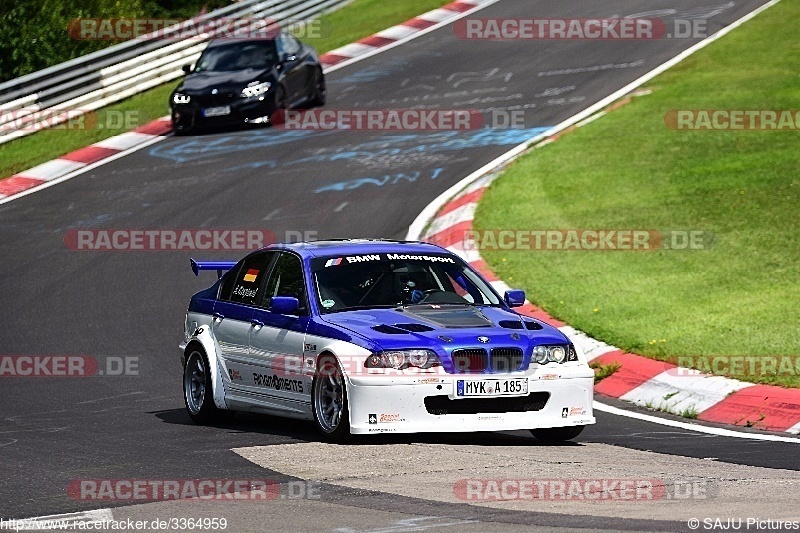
<box><xmin>270</xmin><ymin>296</ymin><xmax>300</xmax><ymax>315</ymax></box>
<box><xmin>504</xmin><ymin>290</ymin><xmax>526</xmax><ymax>308</ymax></box>
<box><xmin>282</xmin><ymin>54</ymin><xmax>297</xmax><ymax>63</ymax></box>
<box><xmin>182</xmin><ymin>64</ymin><xmax>192</xmax><ymax>74</ymax></box>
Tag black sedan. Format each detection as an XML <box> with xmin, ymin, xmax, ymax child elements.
<box><xmin>169</xmin><ymin>32</ymin><xmax>326</xmax><ymax>134</ymax></box>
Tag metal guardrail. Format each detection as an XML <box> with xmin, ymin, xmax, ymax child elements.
<box><xmin>0</xmin><ymin>0</ymin><xmax>351</xmax><ymax>145</ymax></box>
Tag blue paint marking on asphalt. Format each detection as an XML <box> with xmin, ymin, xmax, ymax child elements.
<box><xmin>148</xmin><ymin>130</ymin><xmax>331</xmax><ymax>163</ymax></box>
<box><xmin>281</xmin><ymin>128</ymin><xmax>552</xmax><ymax>167</ymax></box>
<box><xmin>314</xmin><ymin>167</ymin><xmax>445</xmax><ymax>193</ymax></box>
<box><xmin>327</xmin><ymin>59</ymin><xmax>408</xmax><ymax>85</ymax></box>
<box><xmin>150</xmin><ymin>127</ymin><xmax>552</xmax><ymax>166</ymax></box>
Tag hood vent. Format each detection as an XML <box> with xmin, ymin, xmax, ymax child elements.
<box><xmin>395</xmin><ymin>323</ymin><xmax>435</xmax><ymax>333</ymax></box>
<box><xmin>371</xmin><ymin>324</ymin><xmax>409</xmax><ymax>335</ymax></box>
<box><xmin>498</xmin><ymin>320</ymin><xmax>524</xmax><ymax>330</ymax></box>
<box><xmin>371</xmin><ymin>323</ymin><xmax>435</xmax><ymax>334</ymax></box>
<box><xmin>524</xmin><ymin>321</ymin><xmax>544</xmax><ymax>330</ymax></box>
<box><xmin>401</xmin><ymin>306</ymin><xmax>492</xmax><ymax>329</ymax></box>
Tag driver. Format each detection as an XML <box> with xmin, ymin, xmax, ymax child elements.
<box><xmin>393</xmin><ymin>264</ymin><xmax>432</xmax><ymax>304</ymax></box>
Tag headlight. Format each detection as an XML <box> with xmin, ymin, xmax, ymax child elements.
<box><xmin>532</xmin><ymin>345</ymin><xmax>576</xmax><ymax>365</ymax></box>
<box><xmin>549</xmin><ymin>346</ymin><xmax>567</xmax><ymax>363</ymax></box>
<box><xmin>172</xmin><ymin>93</ymin><xmax>191</xmax><ymax>105</ymax></box>
<box><xmin>533</xmin><ymin>346</ymin><xmax>549</xmax><ymax>364</ymax></box>
<box><xmin>383</xmin><ymin>351</ymin><xmax>406</xmax><ymax>370</ymax></box>
<box><xmin>365</xmin><ymin>349</ymin><xmax>440</xmax><ymax>370</ymax></box>
<box><xmin>407</xmin><ymin>349</ymin><xmax>434</xmax><ymax>368</ymax></box>
<box><xmin>241</xmin><ymin>81</ymin><xmax>271</xmax><ymax>98</ymax></box>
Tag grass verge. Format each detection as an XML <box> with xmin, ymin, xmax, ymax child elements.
<box><xmin>0</xmin><ymin>0</ymin><xmax>453</xmax><ymax>179</ymax></box>
<box><xmin>475</xmin><ymin>1</ymin><xmax>800</xmax><ymax>387</ymax></box>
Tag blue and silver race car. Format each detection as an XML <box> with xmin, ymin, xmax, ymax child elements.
<box><xmin>180</xmin><ymin>240</ymin><xmax>595</xmax><ymax>442</ymax></box>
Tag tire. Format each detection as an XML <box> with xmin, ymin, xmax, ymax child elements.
<box><xmin>530</xmin><ymin>425</ymin><xmax>585</xmax><ymax>442</ymax></box>
<box><xmin>171</xmin><ymin>113</ymin><xmax>196</xmax><ymax>136</ymax></box>
<box><xmin>270</xmin><ymin>85</ymin><xmax>288</xmax><ymax>125</ymax></box>
<box><xmin>311</xmin><ymin>354</ymin><xmax>351</xmax><ymax>442</ymax></box>
<box><xmin>172</xmin><ymin>124</ymin><xmax>194</xmax><ymax>136</ymax></box>
<box><xmin>183</xmin><ymin>348</ymin><xmax>219</xmax><ymax>424</ymax></box>
<box><xmin>308</xmin><ymin>68</ymin><xmax>326</xmax><ymax>107</ymax></box>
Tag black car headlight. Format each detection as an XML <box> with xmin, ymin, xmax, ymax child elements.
<box><xmin>365</xmin><ymin>349</ymin><xmax>440</xmax><ymax>370</ymax></box>
<box><xmin>172</xmin><ymin>93</ymin><xmax>191</xmax><ymax>105</ymax></box>
<box><xmin>533</xmin><ymin>345</ymin><xmax>577</xmax><ymax>364</ymax></box>
<box><xmin>241</xmin><ymin>81</ymin><xmax>271</xmax><ymax>98</ymax></box>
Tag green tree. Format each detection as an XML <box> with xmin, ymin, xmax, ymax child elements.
<box><xmin>0</xmin><ymin>0</ymin><xmax>229</xmax><ymax>82</ymax></box>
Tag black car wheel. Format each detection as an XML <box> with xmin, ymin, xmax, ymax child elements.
<box><xmin>171</xmin><ymin>113</ymin><xmax>196</xmax><ymax>136</ymax></box>
<box><xmin>270</xmin><ymin>85</ymin><xmax>288</xmax><ymax>125</ymax></box>
<box><xmin>309</xmin><ymin>68</ymin><xmax>326</xmax><ymax>107</ymax></box>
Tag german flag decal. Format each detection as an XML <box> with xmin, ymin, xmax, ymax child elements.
<box><xmin>243</xmin><ymin>268</ymin><xmax>259</xmax><ymax>283</ymax></box>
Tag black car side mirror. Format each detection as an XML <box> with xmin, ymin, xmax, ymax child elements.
<box><xmin>182</xmin><ymin>64</ymin><xmax>192</xmax><ymax>74</ymax></box>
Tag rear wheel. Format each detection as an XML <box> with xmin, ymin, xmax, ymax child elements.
<box><xmin>183</xmin><ymin>349</ymin><xmax>218</xmax><ymax>424</ymax></box>
<box><xmin>312</xmin><ymin>354</ymin><xmax>350</xmax><ymax>442</ymax></box>
<box><xmin>530</xmin><ymin>425</ymin><xmax>585</xmax><ymax>442</ymax></box>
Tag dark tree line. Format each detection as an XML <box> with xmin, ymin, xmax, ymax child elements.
<box><xmin>0</xmin><ymin>0</ymin><xmax>230</xmax><ymax>82</ymax></box>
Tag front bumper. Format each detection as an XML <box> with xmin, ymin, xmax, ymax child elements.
<box><xmin>171</xmin><ymin>97</ymin><xmax>276</xmax><ymax>131</ymax></box>
<box><xmin>346</xmin><ymin>372</ymin><xmax>595</xmax><ymax>435</ymax></box>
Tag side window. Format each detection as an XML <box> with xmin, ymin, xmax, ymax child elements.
<box><xmin>218</xmin><ymin>262</ymin><xmax>243</xmax><ymax>301</ymax></box>
<box><xmin>278</xmin><ymin>32</ymin><xmax>300</xmax><ymax>57</ymax></box>
<box><xmin>227</xmin><ymin>252</ymin><xmax>275</xmax><ymax>306</ymax></box>
<box><xmin>286</xmin><ymin>34</ymin><xmax>301</xmax><ymax>55</ymax></box>
<box><xmin>262</xmin><ymin>253</ymin><xmax>306</xmax><ymax>310</ymax></box>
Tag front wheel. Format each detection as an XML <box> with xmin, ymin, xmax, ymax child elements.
<box><xmin>308</xmin><ymin>68</ymin><xmax>326</xmax><ymax>107</ymax></box>
<box><xmin>270</xmin><ymin>85</ymin><xmax>288</xmax><ymax>125</ymax></box>
<box><xmin>183</xmin><ymin>349</ymin><xmax>218</xmax><ymax>424</ymax></box>
<box><xmin>530</xmin><ymin>425</ymin><xmax>585</xmax><ymax>442</ymax></box>
<box><xmin>311</xmin><ymin>355</ymin><xmax>350</xmax><ymax>442</ymax></box>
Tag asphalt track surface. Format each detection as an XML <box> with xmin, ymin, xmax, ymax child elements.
<box><xmin>0</xmin><ymin>0</ymin><xmax>793</xmax><ymax>529</ymax></box>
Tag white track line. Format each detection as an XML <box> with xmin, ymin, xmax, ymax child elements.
<box><xmin>594</xmin><ymin>401</ymin><xmax>800</xmax><ymax>443</ymax></box>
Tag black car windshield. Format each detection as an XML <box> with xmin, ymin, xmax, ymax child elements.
<box><xmin>312</xmin><ymin>253</ymin><xmax>501</xmax><ymax>313</ymax></box>
<box><xmin>194</xmin><ymin>42</ymin><xmax>278</xmax><ymax>72</ymax></box>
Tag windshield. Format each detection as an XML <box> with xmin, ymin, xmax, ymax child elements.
<box><xmin>194</xmin><ymin>42</ymin><xmax>278</xmax><ymax>72</ymax></box>
<box><xmin>313</xmin><ymin>253</ymin><xmax>501</xmax><ymax>313</ymax></box>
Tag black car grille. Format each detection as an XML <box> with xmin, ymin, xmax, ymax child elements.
<box><xmin>490</xmin><ymin>348</ymin><xmax>525</xmax><ymax>372</ymax></box>
<box><xmin>452</xmin><ymin>349</ymin><xmax>487</xmax><ymax>373</ymax></box>
<box><xmin>451</xmin><ymin>347</ymin><xmax>525</xmax><ymax>373</ymax></box>
<box><xmin>193</xmin><ymin>93</ymin><xmax>239</xmax><ymax>107</ymax></box>
<box><xmin>425</xmin><ymin>392</ymin><xmax>549</xmax><ymax>415</ymax></box>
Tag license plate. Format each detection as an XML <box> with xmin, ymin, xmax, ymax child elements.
<box><xmin>456</xmin><ymin>379</ymin><xmax>528</xmax><ymax>397</ymax></box>
<box><xmin>202</xmin><ymin>106</ymin><xmax>230</xmax><ymax>117</ymax></box>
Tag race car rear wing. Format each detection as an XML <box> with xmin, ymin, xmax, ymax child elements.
<box><xmin>191</xmin><ymin>259</ymin><xmax>237</xmax><ymax>278</ymax></box>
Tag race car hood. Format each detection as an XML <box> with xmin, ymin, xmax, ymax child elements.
<box><xmin>319</xmin><ymin>305</ymin><xmax>570</xmax><ymax>353</ymax></box>
<box><xmin>177</xmin><ymin>68</ymin><xmax>277</xmax><ymax>94</ymax></box>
